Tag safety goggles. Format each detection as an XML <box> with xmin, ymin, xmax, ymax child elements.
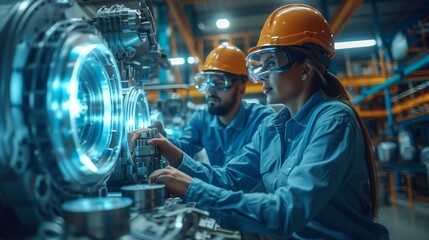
<box><xmin>247</xmin><ymin>47</ymin><xmax>297</xmax><ymax>83</ymax></box>
<box><xmin>194</xmin><ymin>72</ymin><xmax>240</xmax><ymax>93</ymax></box>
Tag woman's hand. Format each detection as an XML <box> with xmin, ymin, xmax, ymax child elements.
<box><xmin>149</xmin><ymin>166</ymin><xmax>193</xmax><ymax>198</ymax></box>
<box><xmin>128</xmin><ymin>129</ymin><xmax>183</xmax><ymax>167</ymax></box>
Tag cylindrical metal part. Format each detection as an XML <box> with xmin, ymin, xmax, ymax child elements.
<box><xmin>62</xmin><ymin>197</ymin><xmax>132</xmax><ymax>239</ymax></box>
<box><xmin>420</xmin><ymin>146</ymin><xmax>429</xmax><ymax>188</ymax></box>
<box><xmin>121</xmin><ymin>184</ymin><xmax>165</xmax><ymax>211</ymax></box>
<box><xmin>377</xmin><ymin>142</ymin><xmax>399</xmax><ymax>163</ymax></box>
<box><xmin>398</xmin><ymin>130</ymin><xmax>416</xmax><ymax>161</ymax></box>
<box><xmin>420</xmin><ymin>146</ymin><xmax>429</xmax><ymax>164</ymax></box>
<box><xmin>134</xmin><ymin>129</ymin><xmax>160</xmax><ymax>181</ymax></box>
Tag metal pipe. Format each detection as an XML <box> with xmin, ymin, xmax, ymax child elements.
<box><xmin>352</xmin><ymin>54</ymin><xmax>429</xmax><ymax>104</ymax></box>
<box><xmin>330</xmin><ymin>0</ymin><xmax>363</xmax><ymax>36</ymax></box>
<box><xmin>391</xmin><ymin>81</ymin><xmax>429</xmax><ymax>102</ymax></box>
<box><xmin>165</xmin><ymin>0</ymin><xmax>199</xmax><ymax>64</ymax></box>
<box><xmin>143</xmin><ymin>83</ymin><xmax>191</xmax><ymax>90</ymax></box>
<box><xmin>384</xmin><ymin>88</ymin><xmax>395</xmax><ymax>137</ymax></box>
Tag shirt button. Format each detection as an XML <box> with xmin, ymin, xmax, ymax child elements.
<box><xmin>287</xmin><ymin>138</ymin><xmax>292</xmax><ymax>142</ymax></box>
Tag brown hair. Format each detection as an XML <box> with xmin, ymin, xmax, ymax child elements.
<box><xmin>321</xmin><ymin>71</ymin><xmax>379</xmax><ymax>218</ymax></box>
<box><xmin>295</xmin><ymin>48</ymin><xmax>379</xmax><ymax>218</ymax></box>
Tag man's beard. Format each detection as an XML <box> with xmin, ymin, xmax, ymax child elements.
<box><xmin>207</xmin><ymin>89</ymin><xmax>238</xmax><ymax>116</ymax></box>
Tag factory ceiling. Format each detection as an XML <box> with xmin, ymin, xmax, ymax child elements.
<box><xmin>77</xmin><ymin>0</ymin><xmax>429</xmax><ymax>76</ymax></box>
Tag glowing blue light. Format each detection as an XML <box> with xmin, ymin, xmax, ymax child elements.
<box><xmin>335</xmin><ymin>39</ymin><xmax>376</xmax><ymax>50</ymax></box>
<box><xmin>79</xmin><ymin>151</ymin><xmax>98</xmax><ymax>173</ymax></box>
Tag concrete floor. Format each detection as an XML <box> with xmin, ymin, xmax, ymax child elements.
<box><xmin>378</xmin><ymin>197</ymin><xmax>429</xmax><ymax>240</ymax></box>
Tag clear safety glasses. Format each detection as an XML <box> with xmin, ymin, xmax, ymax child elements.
<box><xmin>247</xmin><ymin>47</ymin><xmax>296</xmax><ymax>83</ymax></box>
<box><xmin>194</xmin><ymin>72</ymin><xmax>239</xmax><ymax>93</ymax></box>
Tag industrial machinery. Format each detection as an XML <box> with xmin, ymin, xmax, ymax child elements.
<box><xmin>0</xmin><ymin>0</ymin><xmax>236</xmax><ymax>239</ymax></box>
<box><xmin>147</xmin><ymin>90</ymin><xmax>190</xmax><ymax>138</ymax></box>
<box><xmin>107</xmin><ymin>86</ymin><xmax>154</xmax><ymax>189</ymax></box>
<box><xmin>133</xmin><ymin>129</ymin><xmax>161</xmax><ymax>181</ymax></box>
<box><xmin>159</xmin><ymin>92</ymin><xmax>189</xmax><ymax>137</ymax></box>
<box><xmin>92</xmin><ymin>0</ymin><xmax>162</xmax><ymax>190</ymax></box>
<box><xmin>0</xmin><ymin>0</ymin><xmax>124</xmax><ymax>237</ymax></box>
<box><xmin>37</xmin><ymin>184</ymin><xmax>240</xmax><ymax>239</ymax></box>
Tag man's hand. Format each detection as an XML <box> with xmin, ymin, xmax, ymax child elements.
<box><xmin>127</xmin><ymin>119</ymin><xmax>165</xmax><ymax>152</ymax></box>
<box><xmin>147</xmin><ymin>136</ymin><xmax>183</xmax><ymax>167</ymax></box>
<box><xmin>149</xmin><ymin>120</ymin><xmax>165</xmax><ymax>136</ymax></box>
<box><xmin>127</xmin><ymin>129</ymin><xmax>148</xmax><ymax>154</ymax></box>
<box><xmin>128</xmin><ymin>129</ymin><xmax>183</xmax><ymax>167</ymax></box>
<box><xmin>149</xmin><ymin>166</ymin><xmax>192</xmax><ymax>198</ymax></box>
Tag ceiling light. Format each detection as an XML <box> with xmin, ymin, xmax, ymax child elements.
<box><xmin>187</xmin><ymin>56</ymin><xmax>198</xmax><ymax>64</ymax></box>
<box><xmin>335</xmin><ymin>39</ymin><xmax>376</xmax><ymax>50</ymax></box>
<box><xmin>216</xmin><ymin>18</ymin><xmax>230</xmax><ymax>29</ymax></box>
<box><xmin>198</xmin><ymin>22</ymin><xmax>205</xmax><ymax>30</ymax></box>
<box><xmin>168</xmin><ymin>57</ymin><xmax>185</xmax><ymax>65</ymax></box>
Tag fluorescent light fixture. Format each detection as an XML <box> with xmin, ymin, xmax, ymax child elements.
<box><xmin>335</xmin><ymin>39</ymin><xmax>376</xmax><ymax>50</ymax></box>
<box><xmin>187</xmin><ymin>56</ymin><xmax>197</xmax><ymax>64</ymax></box>
<box><xmin>169</xmin><ymin>57</ymin><xmax>185</xmax><ymax>65</ymax></box>
<box><xmin>216</xmin><ymin>18</ymin><xmax>230</xmax><ymax>29</ymax></box>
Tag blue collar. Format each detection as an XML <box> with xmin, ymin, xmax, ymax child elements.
<box><xmin>293</xmin><ymin>90</ymin><xmax>328</xmax><ymax>126</ymax></box>
<box><xmin>273</xmin><ymin>90</ymin><xmax>328</xmax><ymax>126</ymax></box>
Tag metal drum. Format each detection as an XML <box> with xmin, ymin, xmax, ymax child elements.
<box><xmin>376</xmin><ymin>142</ymin><xmax>399</xmax><ymax>163</ymax></box>
<box><xmin>121</xmin><ymin>184</ymin><xmax>165</xmax><ymax>211</ymax></box>
<box><xmin>401</xmin><ymin>145</ymin><xmax>417</xmax><ymax>162</ymax></box>
<box><xmin>420</xmin><ymin>146</ymin><xmax>429</xmax><ymax>189</ymax></box>
<box><xmin>398</xmin><ymin>130</ymin><xmax>417</xmax><ymax>161</ymax></box>
<box><xmin>62</xmin><ymin>197</ymin><xmax>132</xmax><ymax>239</ymax></box>
<box><xmin>0</xmin><ymin>0</ymin><xmax>123</xmax><ymax>234</ymax></box>
<box><xmin>420</xmin><ymin>146</ymin><xmax>429</xmax><ymax>164</ymax></box>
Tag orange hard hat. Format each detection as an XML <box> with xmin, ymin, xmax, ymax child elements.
<box><xmin>248</xmin><ymin>4</ymin><xmax>335</xmax><ymax>60</ymax></box>
<box><xmin>202</xmin><ymin>42</ymin><xmax>247</xmax><ymax>76</ymax></box>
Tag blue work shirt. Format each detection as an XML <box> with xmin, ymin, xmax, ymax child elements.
<box><xmin>178</xmin><ymin>91</ymin><xmax>389</xmax><ymax>239</ymax></box>
<box><xmin>168</xmin><ymin>101</ymin><xmax>274</xmax><ymax>166</ymax></box>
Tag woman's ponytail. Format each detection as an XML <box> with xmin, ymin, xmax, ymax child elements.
<box><xmin>297</xmin><ymin>50</ymin><xmax>379</xmax><ymax>217</ymax></box>
<box><xmin>322</xmin><ymin>71</ymin><xmax>379</xmax><ymax>218</ymax></box>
